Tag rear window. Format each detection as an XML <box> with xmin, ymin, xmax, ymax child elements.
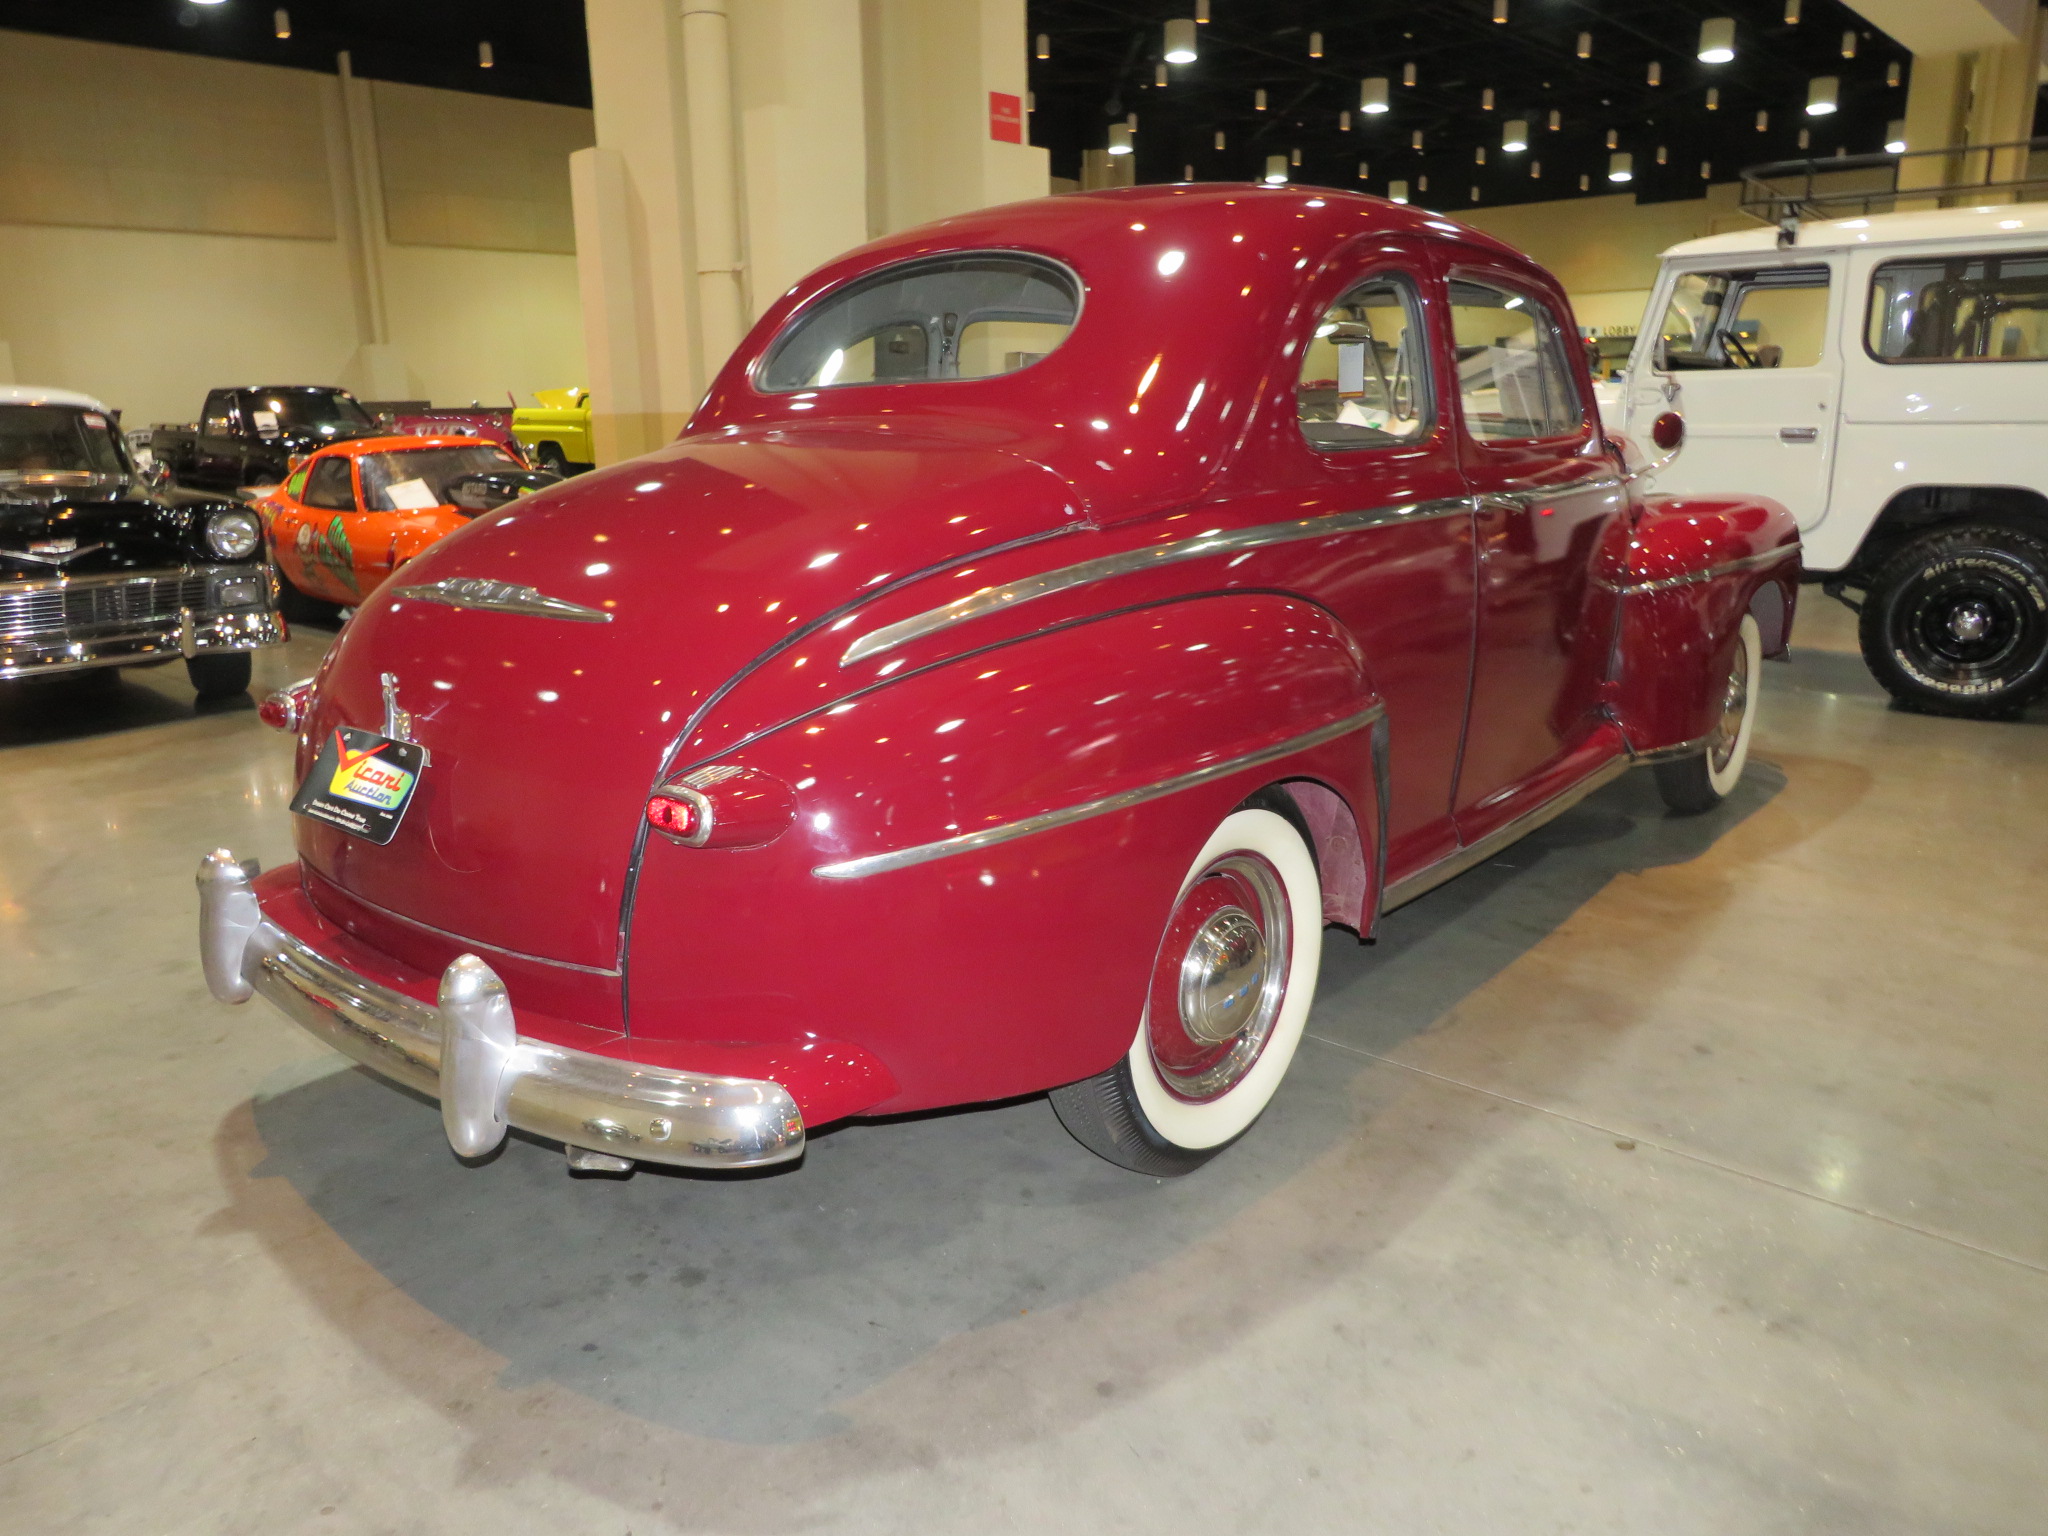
<box><xmin>1868</xmin><ymin>251</ymin><xmax>2048</xmax><ymax>362</ymax></box>
<box><xmin>758</xmin><ymin>253</ymin><xmax>1080</xmax><ymax>392</ymax></box>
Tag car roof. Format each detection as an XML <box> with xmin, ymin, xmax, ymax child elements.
<box><xmin>237</xmin><ymin>384</ymin><xmax>355</xmax><ymax>395</ymax></box>
<box><xmin>312</xmin><ymin>434</ymin><xmax>512</xmax><ymax>458</ymax></box>
<box><xmin>0</xmin><ymin>384</ymin><xmax>114</xmax><ymax>413</ymax></box>
<box><xmin>1662</xmin><ymin>202</ymin><xmax>2048</xmax><ymax>260</ymax></box>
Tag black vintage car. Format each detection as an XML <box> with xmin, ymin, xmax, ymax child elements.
<box><xmin>149</xmin><ymin>385</ymin><xmax>377</xmax><ymax>494</ymax></box>
<box><xmin>2</xmin><ymin>387</ymin><xmax>284</xmax><ymax>699</ymax></box>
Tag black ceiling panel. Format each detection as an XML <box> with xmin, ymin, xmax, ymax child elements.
<box><xmin>1027</xmin><ymin>0</ymin><xmax>1922</xmax><ymax>208</ymax></box>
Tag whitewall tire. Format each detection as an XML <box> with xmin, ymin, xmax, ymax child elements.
<box><xmin>1050</xmin><ymin>803</ymin><xmax>1324</xmax><ymax>1174</ymax></box>
<box><xmin>1655</xmin><ymin>613</ymin><xmax>1761</xmax><ymax>814</ymax></box>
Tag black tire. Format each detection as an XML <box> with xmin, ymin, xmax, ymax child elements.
<box><xmin>186</xmin><ymin>652</ymin><xmax>252</xmax><ymax>700</ymax></box>
<box><xmin>276</xmin><ymin>579</ymin><xmax>338</xmax><ymax>627</ymax></box>
<box><xmin>1858</xmin><ymin>523</ymin><xmax>2048</xmax><ymax>718</ymax></box>
<box><xmin>533</xmin><ymin>442</ymin><xmax>570</xmax><ymax>476</ymax></box>
<box><xmin>1655</xmin><ymin>614</ymin><xmax>1762</xmax><ymax>814</ymax></box>
<box><xmin>1050</xmin><ymin>804</ymin><xmax>1323</xmax><ymax>1176</ymax></box>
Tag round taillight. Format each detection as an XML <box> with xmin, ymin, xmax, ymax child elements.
<box><xmin>258</xmin><ymin>678</ymin><xmax>315</xmax><ymax>732</ymax></box>
<box><xmin>1651</xmin><ymin>411</ymin><xmax>1685</xmax><ymax>451</ymax></box>
<box><xmin>645</xmin><ymin>765</ymin><xmax>795</xmax><ymax>849</ymax></box>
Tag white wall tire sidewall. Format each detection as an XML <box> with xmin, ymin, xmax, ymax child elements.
<box><xmin>1125</xmin><ymin>808</ymin><xmax>1323</xmax><ymax>1151</ymax></box>
<box><xmin>1706</xmin><ymin>614</ymin><xmax>1763</xmax><ymax>800</ymax></box>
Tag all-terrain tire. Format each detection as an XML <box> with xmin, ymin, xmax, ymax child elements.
<box><xmin>1858</xmin><ymin>523</ymin><xmax>2048</xmax><ymax>719</ymax></box>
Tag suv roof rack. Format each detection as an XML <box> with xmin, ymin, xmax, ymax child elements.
<box><xmin>1741</xmin><ymin>137</ymin><xmax>2048</xmax><ymax>245</ymax></box>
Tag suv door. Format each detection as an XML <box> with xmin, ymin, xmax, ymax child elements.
<box><xmin>1626</xmin><ymin>261</ymin><xmax>1841</xmax><ymax>530</ymax></box>
<box><xmin>1448</xmin><ymin>267</ymin><xmax>1631</xmax><ymax>835</ymax></box>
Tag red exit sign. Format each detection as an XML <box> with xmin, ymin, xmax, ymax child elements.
<box><xmin>989</xmin><ymin>91</ymin><xmax>1023</xmax><ymax>144</ymax></box>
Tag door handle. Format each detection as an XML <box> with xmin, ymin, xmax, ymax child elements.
<box><xmin>1779</xmin><ymin>426</ymin><xmax>1819</xmax><ymax>443</ymax></box>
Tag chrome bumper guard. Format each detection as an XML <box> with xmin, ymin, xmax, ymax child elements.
<box><xmin>195</xmin><ymin>851</ymin><xmax>805</xmax><ymax>1170</ymax></box>
<box><xmin>0</xmin><ymin>609</ymin><xmax>284</xmax><ymax>681</ymax></box>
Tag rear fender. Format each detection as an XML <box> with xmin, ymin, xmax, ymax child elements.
<box><xmin>1609</xmin><ymin>493</ymin><xmax>1801</xmax><ymax>753</ymax></box>
<box><xmin>622</xmin><ymin>592</ymin><xmax>1383</xmax><ymax>1116</ymax></box>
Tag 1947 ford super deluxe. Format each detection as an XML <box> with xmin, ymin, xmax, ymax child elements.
<box><xmin>198</xmin><ymin>186</ymin><xmax>1798</xmax><ymax>1178</ymax></box>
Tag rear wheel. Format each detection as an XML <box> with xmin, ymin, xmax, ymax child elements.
<box><xmin>1655</xmin><ymin>614</ymin><xmax>1761</xmax><ymax>814</ymax></box>
<box><xmin>1858</xmin><ymin>523</ymin><xmax>2048</xmax><ymax>718</ymax></box>
<box><xmin>1050</xmin><ymin>804</ymin><xmax>1323</xmax><ymax>1175</ymax></box>
<box><xmin>186</xmin><ymin>652</ymin><xmax>252</xmax><ymax>700</ymax></box>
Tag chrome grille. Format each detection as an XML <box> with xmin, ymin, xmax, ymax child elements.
<box><xmin>0</xmin><ymin>572</ymin><xmax>211</xmax><ymax>639</ymax></box>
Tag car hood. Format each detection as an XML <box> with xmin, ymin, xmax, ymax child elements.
<box><xmin>0</xmin><ymin>480</ymin><xmax>205</xmax><ymax>577</ymax></box>
<box><xmin>296</xmin><ymin>426</ymin><xmax>1084</xmax><ymax>971</ymax></box>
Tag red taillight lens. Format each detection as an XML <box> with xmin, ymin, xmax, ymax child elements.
<box><xmin>1651</xmin><ymin>411</ymin><xmax>1685</xmax><ymax>451</ymax></box>
<box><xmin>645</xmin><ymin>794</ymin><xmax>704</xmax><ymax>840</ymax></box>
<box><xmin>258</xmin><ymin>678</ymin><xmax>315</xmax><ymax>732</ymax></box>
<box><xmin>645</xmin><ymin>766</ymin><xmax>795</xmax><ymax>849</ymax></box>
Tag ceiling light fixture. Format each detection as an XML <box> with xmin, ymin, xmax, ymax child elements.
<box><xmin>1263</xmin><ymin>155</ymin><xmax>1288</xmax><ymax>185</ymax></box>
<box><xmin>1885</xmin><ymin>120</ymin><xmax>1906</xmax><ymax>153</ymax></box>
<box><xmin>1503</xmin><ymin>119</ymin><xmax>1528</xmax><ymax>152</ymax></box>
<box><xmin>1474</xmin><ymin>146</ymin><xmax>1487</xmax><ymax>164</ymax></box>
<box><xmin>1308</xmin><ymin>31</ymin><xmax>1323</xmax><ymax>58</ymax></box>
<box><xmin>1807</xmin><ymin>76</ymin><xmax>1838</xmax><ymax>115</ymax></box>
<box><xmin>1411</xmin><ymin>129</ymin><xmax>1424</xmax><ymax>150</ymax></box>
<box><xmin>1531</xmin><ymin>160</ymin><xmax>1541</xmax><ymax>178</ymax></box>
<box><xmin>1164</xmin><ymin>19</ymin><xmax>1197</xmax><ymax>64</ymax></box>
<box><xmin>1107</xmin><ymin>123</ymin><xmax>1133</xmax><ymax>155</ymax></box>
<box><xmin>1698</xmin><ymin>17</ymin><xmax>1735</xmax><ymax>63</ymax></box>
<box><xmin>1035</xmin><ymin>33</ymin><xmax>1049</xmax><ymax>60</ymax></box>
<box><xmin>1493</xmin><ymin>0</ymin><xmax>1509</xmax><ymax>22</ymax></box>
<box><xmin>1605</xmin><ymin>129</ymin><xmax>1618</xmax><ymax>149</ymax></box>
<box><xmin>1482</xmin><ymin>87</ymin><xmax>1495</xmax><ymax>110</ymax></box>
<box><xmin>1701</xmin><ymin>160</ymin><xmax>1713</xmax><ymax>179</ymax></box>
<box><xmin>1195</xmin><ymin>0</ymin><xmax>1209</xmax><ymax>21</ymax></box>
<box><xmin>1340</xmin><ymin>110</ymin><xmax>1353</xmax><ymax>131</ymax></box>
<box><xmin>1784</xmin><ymin>0</ymin><xmax>1801</xmax><ymax>23</ymax></box>
<box><xmin>1214</xmin><ymin>129</ymin><xmax>1226</xmax><ymax>150</ymax></box>
<box><xmin>478</xmin><ymin>41</ymin><xmax>494</xmax><ymax>68</ymax></box>
<box><xmin>1361</xmin><ymin>77</ymin><xmax>1389</xmax><ymax>114</ymax></box>
<box><xmin>1756</xmin><ymin>109</ymin><xmax>1770</xmax><ymax>131</ymax></box>
<box><xmin>1608</xmin><ymin>152</ymin><xmax>1633</xmax><ymax>184</ymax></box>
<box><xmin>1388</xmin><ymin>180</ymin><xmax>1410</xmax><ymax>204</ymax></box>
<box><xmin>1402</xmin><ymin>62</ymin><xmax>1417</xmax><ymax>87</ymax></box>
<box><xmin>1359</xmin><ymin>160</ymin><xmax>1370</xmax><ymax>178</ymax></box>
<box><xmin>1255</xmin><ymin>88</ymin><xmax>1268</xmax><ymax>111</ymax></box>
<box><xmin>1646</xmin><ymin>61</ymin><xmax>1662</xmax><ymax>86</ymax></box>
<box><xmin>1548</xmin><ymin>110</ymin><xmax>1560</xmax><ymax>131</ymax></box>
<box><xmin>1576</xmin><ymin>32</ymin><xmax>1592</xmax><ymax>59</ymax></box>
<box><xmin>1841</xmin><ymin>30</ymin><xmax>1858</xmax><ymax>58</ymax></box>
<box><xmin>1797</xmin><ymin>127</ymin><xmax>1811</xmax><ymax>149</ymax></box>
<box><xmin>273</xmin><ymin>8</ymin><xmax>289</xmax><ymax>38</ymax></box>
<box><xmin>1707</xmin><ymin>87</ymin><xmax>1720</xmax><ymax>110</ymax></box>
<box><xmin>1887</xmin><ymin>62</ymin><xmax>1901</xmax><ymax>87</ymax></box>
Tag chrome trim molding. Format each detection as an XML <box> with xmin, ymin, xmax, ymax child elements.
<box><xmin>393</xmin><ymin>576</ymin><xmax>612</xmax><ymax>624</ymax></box>
<box><xmin>814</xmin><ymin>704</ymin><xmax>1386</xmax><ymax>880</ymax></box>
<box><xmin>840</xmin><ymin>499</ymin><xmax>1474</xmax><ymax>667</ymax></box>
<box><xmin>0</xmin><ymin>609</ymin><xmax>284</xmax><ymax>682</ymax></box>
<box><xmin>1610</xmin><ymin>545</ymin><xmax>1796</xmax><ymax>597</ymax></box>
<box><xmin>1626</xmin><ymin>730</ymin><xmax>1715</xmax><ymax>765</ymax></box>
<box><xmin>196</xmin><ymin>852</ymin><xmax>803</xmax><ymax>1170</ymax></box>
<box><xmin>1381</xmin><ymin>755</ymin><xmax>1631</xmax><ymax>912</ymax></box>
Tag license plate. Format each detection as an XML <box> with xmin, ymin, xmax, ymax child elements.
<box><xmin>290</xmin><ymin>726</ymin><xmax>427</xmax><ymax>845</ymax></box>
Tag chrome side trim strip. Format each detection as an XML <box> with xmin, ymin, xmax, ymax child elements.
<box><xmin>840</xmin><ymin>498</ymin><xmax>1474</xmax><ymax>667</ymax></box>
<box><xmin>393</xmin><ymin>576</ymin><xmax>612</xmax><ymax>623</ymax></box>
<box><xmin>1381</xmin><ymin>754</ymin><xmax>1631</xmax><ymax>912</ymax></box>
<box><xmin>1609</xmin><ymin>545</ymin><xmax>1795</xmax><ymax>596</ymax></box>
<box><xmin>1626</xmin><ymin>730</ymin><xmax>1715</xmax><ymax>765</ymax></box>
<box><xmin>814</xmin><ymin>703</ymin><xmax>1387</xmax><ymax>880</ymax></box>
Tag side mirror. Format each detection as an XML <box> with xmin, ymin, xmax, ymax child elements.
<box><xmin>143</xmin><ymin>459</ymin><xmax>173</xmax><ymax>491</ymax></box>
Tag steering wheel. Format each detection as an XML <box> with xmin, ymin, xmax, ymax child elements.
<box><xmin>1724</xmin><ymin>333</ymin><xmax>1758</xmax><ymax>368</ymax></box>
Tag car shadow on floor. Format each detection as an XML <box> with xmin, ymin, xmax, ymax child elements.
<box><xmin>222</xmin><ymin>760</ymin><xmax>1817</xmax><ymax>1479</ymax></box>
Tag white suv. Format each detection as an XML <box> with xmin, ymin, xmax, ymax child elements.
<box><xmin>1618</xmin><ymin>204</ymin><xmax>2048</xmax><ymax>718</ymax></box>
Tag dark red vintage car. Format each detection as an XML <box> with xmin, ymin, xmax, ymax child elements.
<box><xmin>199</xmin><ymin>186</ymin><xmax>1797</xmax><ymax>1178</ymax></box>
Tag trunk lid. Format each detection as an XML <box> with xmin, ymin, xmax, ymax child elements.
<box><xmin>295</xmin><ymin>427</ymin><xmax>1079</xmax><ymax>969</ymax></box>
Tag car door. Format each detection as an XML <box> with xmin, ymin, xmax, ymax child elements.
<box><xmin>1447</xmin><ymin>265</ymin><xmax>1631</xmax><ymax>836</ymax></box>
<box><xmin>1625</xmin><ymin>260</ymin><xmax>1841</xmax><ymax>530</ymax></box>
<box><xmin>289</xmin><ymin>453</ymin><xmax>362</xmax><ymax>602</ymax></box>
<box><xmin>1288</xmin><ymin>249</ymin><xmax>1476</xmax><ymax>878</ymax></box>
<box><xmin>264</xmin><ymin>460</ymin><xmax>316</xmax><ymax>589</ymax></box>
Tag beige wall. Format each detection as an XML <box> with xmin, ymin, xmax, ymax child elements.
<box><xmin>0</xmin><ymin>29</ymin><xmax>591</xmax><ymax>425</ymax></box>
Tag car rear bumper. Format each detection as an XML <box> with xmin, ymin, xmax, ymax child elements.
<box><xmin>195</xmin><ymin>851</ymin><xmax>806</xmax><ymax>1171</ymax></box>
<box><xmin>1</xmin><ymin>567</ymin><xmax>284</xmax><ymax>681</ymax></box>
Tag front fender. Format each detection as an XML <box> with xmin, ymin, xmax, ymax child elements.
<box><xmin>1610</xmin><ymin>492</ymin><xmax>1801</xmax><ymax>753</ymax></box>
<box><xmin>622</xmin><ymin>592</ymin><xmax>1381</xmax><ymax>1117</ymax></box>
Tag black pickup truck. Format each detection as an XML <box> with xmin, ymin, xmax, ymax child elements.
<box><xmin>4</xmin><ymin>387</ymin><xmax>284</xmax><ymax>698</ymax></box>
<box><xmin>149</xmin><ymin>386</ymin><xmax>378</xmax><ymax>494</ymax></box>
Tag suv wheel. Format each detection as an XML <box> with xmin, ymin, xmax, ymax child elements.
<box><xmin>1859</xmin><ymin>523</ymin><xmax>2048</xmax><ymax>718</ymax></box>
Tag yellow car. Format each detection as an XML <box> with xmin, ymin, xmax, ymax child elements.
<box><xmin>510</xmin><ymin>387</ymin><xmax>593</xmax><ymax>475</ymax></box>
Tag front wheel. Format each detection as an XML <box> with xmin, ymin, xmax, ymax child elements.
<box><xmin>1655</xmin><ymin>613</ymin><xmax>1761</xmax><ymax>814</ymax></box>
<box><xmin>1050</xmin><ymin>804</ymin><xmax>1323</xmax><ymax>1175</ymax></box>
<box><xmin>186</xmin><ymin>652</ymin><xmax>252</xmax><ymax>700</ymax></box>
<box><xmin>1858</xmin><ymin>523</ymin><xmax>2048</xmax><ymax>718</ymax></box>
<box><xmin>533</xmin><ymin>442</ymin><xmax>570</xmax><ymax>476</ymax></box>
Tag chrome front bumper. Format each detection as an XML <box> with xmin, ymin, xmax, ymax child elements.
<box><xmin>195</xmin><ymin>851</ymin><xmax>805</xmax><ymax>1171</ymax></box>
<box><xmin>0</xmin><ymin>607</ymin><xmax>284</xmax><ymax>681</ymax></box>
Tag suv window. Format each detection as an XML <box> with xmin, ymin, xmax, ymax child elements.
<box><xmin>1869</xmin><ymin>251</ymin><xmax>2048</xmax><ymax>362</ymax></box>
<box><xmin>1448</xmin><ymin>279</ymin><xmax>1581</xmax><ymax>441</ymax></box>
<box><xmin>1656</xmin><ymin>266</ymin><xmax>1830</xmax><ymax>369</ymax></box>
<box><xmin>202</xmin><ymin>391</ymin><xmax>237</xmax><ymax>435</ymax></box>
<box><xmin>758</xmin><ymin>253</ymin><xmax>1079</xmax><ymax>392</ymax></box>
<box><xmin>1297</xmin><ymin>275</ymin><xmax>1430</xmax><ymax>450</ymax></box>
<box><xmin>302</xmin><ymin>455</ymin><xmax>357</xmax><ymax>511</ymax></box>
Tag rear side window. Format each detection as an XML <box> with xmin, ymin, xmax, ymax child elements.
<box><xmin>1296</xmin><ymin>275</ymin><xmax>1431</xmax><ymax>450</ymax></box>
<box><xmin>1869</xmin><ymin>251</ymin><xmax>2048</xmax><ymax>362</ymax></box>
<box><xmin>1448</xmin><ymin>279</ymin><xmax>1582</xmax><ymax>441</ymax></box>
<box><xmin>758</xmin><ymin>254</ymin><xmax>1079</xmax><ymax>392</ymax></box>
<box><xmin>302</xmin><ymin>455</ymin><xmax>356</xmax><ymax>511</ymax></box>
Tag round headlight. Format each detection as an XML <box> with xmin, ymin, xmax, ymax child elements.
<box><xmin>204</xmin><ymin>508</ymin><xmax>262</xmax><ymax>561</ymax></box>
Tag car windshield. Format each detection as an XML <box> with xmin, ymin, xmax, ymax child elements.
<box><xmin>758</xmin><ymin>254</ymin><xmax>1080</xmax><ymax>391</ymax></box>
<box><xmin>248</xmin><ymin>389</ymin><xmax>373</xmax><ymax>433</ymax></box>
<box><xmin>0</xmin><ymin>404</ymin><xmax>125</xmax><ymax>480</ymax></box>
<box><xmin>357</xmin><ymin>445</ymin><xmax>522</xmax><ymax>510</ymax></box>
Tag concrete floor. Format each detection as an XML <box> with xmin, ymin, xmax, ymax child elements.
<box><xmin>3</xmin><ymin>596</ymin><xmax>2045</xmax><ymax>1534</ymax></box>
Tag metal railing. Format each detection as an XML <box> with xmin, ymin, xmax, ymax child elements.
<box><xmin>1740</xmin><ymin>137</ymin><xmax>2048</xmax><ymax>227</ymax></box>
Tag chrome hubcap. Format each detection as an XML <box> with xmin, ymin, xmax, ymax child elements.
<box><xmin>1710</xmin><ymin>636</ymin><xmax>1750</xmax><ymax>774</ymax></box>
<box><xmin>1147</xmin><ymin>853</ymin><xmax>1290</xmax><ymax>1102</ymax></box>
<box><xmin>1948</xmin><ymin>601</ymin><xmax>1994</xmax><ymax>644</ymax></box>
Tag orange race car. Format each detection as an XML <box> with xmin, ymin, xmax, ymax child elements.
<box><xmin>257</xmin><ymin>435</ymin><xmax>558</xmax><ymax>609</ymax></box>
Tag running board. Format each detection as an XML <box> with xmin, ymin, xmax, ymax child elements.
<box><xmin>1381</xmin><ymin>755</ymin><xmax>1632</xmax><ymax>914</ymax></box>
